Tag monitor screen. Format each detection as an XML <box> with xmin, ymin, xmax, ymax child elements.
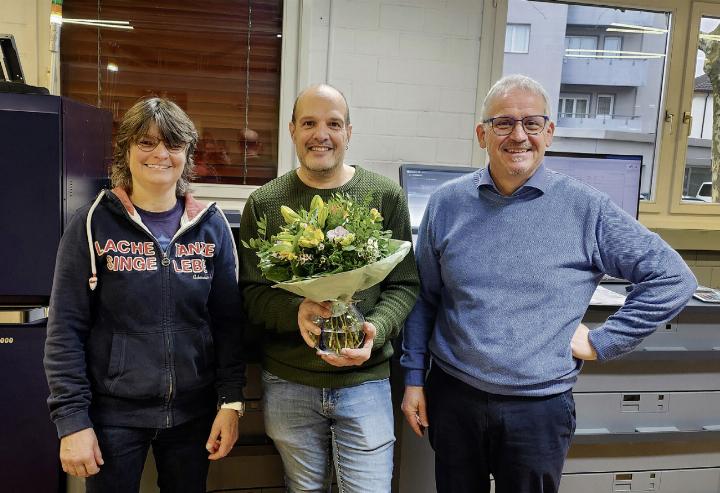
<box><xmin>399</xmin><ymin>164</ymin><xmax>474</xmax><ymax>232</ymax></box>
<box><xmin>399</xmin><ymin>154</ymin><xmax>643</xmax><ymax>235</ymax></box>
<box><xmin>543</xmin><ymin>152</ymin><xmax>643</xmax><ymax>219</ymax></box>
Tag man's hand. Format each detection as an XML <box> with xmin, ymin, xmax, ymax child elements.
<box><xmin>571</xmin><ymin>323</ymin><xmax>598</xmax><ymax>360</ymax></box>
<box><xmin>401</xmin><ymin>386</ymin><xmax>429</xmax><ymax>437</ymax></box>
<box><xmin>60</xmin><ymin>428</ymin><xmax>104</xmax><ymax>478</ymax></box>
<box><xmin>298</xmin><ymin>299</ymin><xmax>331</xmax><ymax>348</ymax></box>
<box><xmin>319</xmin><ymin>321</ymin><xmax>376</xmax><ymax>367</ymax></box>
<box><xmin>206</xmin><ymin>408</ymin><xmax>240</xmax><ymax>460</ymax></box>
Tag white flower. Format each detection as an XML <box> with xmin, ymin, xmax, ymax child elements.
<box><xmin>297</xmin><ymin>253</ymin><xmax>313</xmax><ymax>265</ymax></box>
<box><xmin>327</xmin><ymin>226</ymin><xmax>350</xmax><ymax>240</ymax></box>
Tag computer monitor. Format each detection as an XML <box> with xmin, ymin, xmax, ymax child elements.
<box><xmin>399</xmin><ymin>164</ymin><xmax>474</xmax><ymax>233</ymax></box>
<box><xmin>544</xmin><ymin>152</ymin><xmax>643</xmax><ymax>219</ymax></box>
<box><xmin>399</xmin><ymin>153</ymin><xmax>643</xmax><ymax>235</ymax></box>
<box><xmin>0</xmin><ymin>34</ymin><xmax>25</xmax><ymax>83</ymax></box>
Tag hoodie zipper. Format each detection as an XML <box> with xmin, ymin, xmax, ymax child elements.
<box><xmin>110</xmin><ymin>195</ymin><xmax>215</xmax><ymax>428</ymax></box>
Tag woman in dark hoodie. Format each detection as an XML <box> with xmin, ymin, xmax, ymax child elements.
<box><xmin>44</xmin><ymin>98</ymin><xmax>245</xmax><ymax>492</ymax></box>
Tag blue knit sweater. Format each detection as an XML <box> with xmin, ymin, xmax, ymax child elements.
<box><xmin>401</xmin><ymin>164</ymin><xmax>697</xmax><ymax>396</ymax></box>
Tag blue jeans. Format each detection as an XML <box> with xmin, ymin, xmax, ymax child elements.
<box><xmin>426</xmin><ymin>365</ymin><xmax>576</xmax><ymax>493</ymax></box>
<box><xmin>85</xmin><ymin>414</ymin><xmax>213</xmax><ymax>493</ymax></box>
<box><xmin>262</xmin><ymin>371</ymin><xmax>395</xmax><ymax>493</ymax></box>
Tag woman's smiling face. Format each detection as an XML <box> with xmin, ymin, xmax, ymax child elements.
<box><xmin>128</xmin><ymin>122</ymin><xmax>187</xmax><ymax>194</ymax></box>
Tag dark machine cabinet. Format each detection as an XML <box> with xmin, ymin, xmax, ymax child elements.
<box><xmin>0</xmin><ymin>93</ymin><xmax>111</xmax><ymax>305</ymax></box>
<box><xmin>0</xmin><ymin>93</ymin><xmax>111</xmax><ymax>493</ymax></box>
<box><xmin>0</xmin><ymin>321</ymin><xmax>61</xmax><ymax>493</ymax></box>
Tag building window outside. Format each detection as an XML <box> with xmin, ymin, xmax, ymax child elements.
<box><xmin>603</xmin><ymin>36</ymin><xmax>622</xmax><ymax>53</ymax></box>
<box><xmin>505</xmin><ymin>24</ymin><xmax>531</xmax><ymax>53</ymax></box>
<box><xmin>565</xmin><ymin>35</ymin><xmax>597</xmax><ymax>52</ymax></box>
<box><xmin>60</xmin><ymin>0</ymin><xmax>283</xmax><ymax>186</ymax></box>
<box><xmin>503</xmin><ymin>1</ymin><xmax>670</xmax><ymax>199</ymax></box>
<box><xmin>559</xmin><ymin>96</ymin><xmax>590</xmax><ymax>118</ymax></box>
<box><xmin>597</xmin><ymin>94</ymin><xmax>615</xmax><ymax>118</ymax></box>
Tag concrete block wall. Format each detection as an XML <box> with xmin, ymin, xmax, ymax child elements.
<box><xmin>304</xmin><ymin>0</ymin><xmax>484</xmax><ymax>181</ymax></box>
<box><xmin>679</xmin><ymin>250</ymin><xmax>720</xmax><ymax>288</ymax></box>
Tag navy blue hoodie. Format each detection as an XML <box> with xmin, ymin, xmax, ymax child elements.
<box><xmin>44</xmin><ymin>188</ymin><xmax>245</xmax><ymax>438</ymax></box>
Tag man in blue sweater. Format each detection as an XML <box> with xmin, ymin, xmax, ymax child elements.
<box><xmin>400</xmin><ymin>74</ymin><xmax>697</xmax><ymax>493</ymax></box>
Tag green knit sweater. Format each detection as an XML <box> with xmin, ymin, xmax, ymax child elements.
<box><xmin>239</xmin><ymin>166</ymin><xmax>420</xmax><ymax>388</ymax></box>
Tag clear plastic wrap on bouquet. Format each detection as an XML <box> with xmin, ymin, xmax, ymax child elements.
<box><xmin>272</xmin><ymin>239</ymin><xmax>412</xmax><ymax>354</ymax></box>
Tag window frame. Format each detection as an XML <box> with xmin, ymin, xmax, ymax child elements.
<box><xmin>603</xmin><ymin>35</ymin><xmax>623</xmax><ymax>52</ymax></box>
<box><xmin>596</xmin><ymin>94</ymin><xmax>615</xmax><ymax>117</ymax></box>
<box><xmin>565</xmin><ymin>35</ymin><xmax>599</xmax><ymax>52</ymax></box>
<box><xmin>559</xmin><ymin>95</ymin><xmax>591</xmax><ymax>118</ymax></box>
<box><xmin>488</xmin><ymin>0</ymin><xmax>720</xmax><ymax>234</ymax></box>
<box><xmin>192</xmin><ymin>0</ymin><xmax>300</xmax><ymax>209</ymax></box>
<box><xmin>505</xmin><ymin>23</ymin><xmax>531</xmax><ymax>53</ymax></box>
<box><xmin>669</xmin><ymin>1</ymin><xmax>720</xmax><ymax>217</ymax></box>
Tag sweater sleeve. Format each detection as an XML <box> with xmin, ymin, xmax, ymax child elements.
<box><xmin>43</xmin><ymin>210</ymin><xmax>96</xmax><ymax>438</ymax></box>
<box><xmin>363</xmin><ymin>187</ymin><xmax>420</xmax><ymax>349</ymax></box>
<box><xmin>208</xmin><ymin>210</ymin><xmax>246</xmax><ymax>403</ymax></box>
<box><xmin>588</xmin><ymin>197</ymin><xmax>697</xmax><ymax>360</ymax></box>
<box><xmin>400</xmin><ymin>194</ymin><xmax>441</xmax><ymax>386</ymax></box>
<box><xmin>238</xmin><ymin>195</ymin><xmax>303</xmax><ymax>335</ymax></box>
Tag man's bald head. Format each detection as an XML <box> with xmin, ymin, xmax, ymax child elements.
<box><xmin>291</xmin><ymin>84</ymin><xmax>351</xmax><ymax>125</ymax></box>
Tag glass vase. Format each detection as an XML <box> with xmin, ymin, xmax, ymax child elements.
<box><xmin>315</xmin><ymin>301</ymin><xmax>365</xmax><ymax>355</ymax></box>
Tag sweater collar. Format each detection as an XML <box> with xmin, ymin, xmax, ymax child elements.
<box><xmin>475</xmin><ymin>162</ymin><xmax>548</xmax><ymax>196</ymax></box>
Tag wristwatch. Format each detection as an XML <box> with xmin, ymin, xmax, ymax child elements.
<box><xmin>220</xmin><ymin>401</ymin><xmax>245</xmax><ymax>418</ymax></box>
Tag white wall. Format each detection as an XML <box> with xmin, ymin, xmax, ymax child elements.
<box><xmin>300</xmin><ymin>0</ymin><xmax>485</xmax><ymax>182</ymax></box>
<box><xmin>0</xmin><ymin>0</ymin><xmax>51</xmax><ymax>88</ymax></box>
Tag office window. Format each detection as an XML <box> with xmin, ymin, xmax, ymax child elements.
<box><xmin>503</xmin><ymin>1</ymin><xmax>670</xmax><ymax>199</ymax></box>
<box><xmin>597</xmin><ymin>94</ymin><xmax>615</xmax><ymax>117</ymax></box>
<box><xmin>60</xmin><ymin>0</ymin><xmax>283</xmax><ymax>186</ymax></box>
<box><xmin>505</xmin><ymin>24</ymin><xmax>531</xmax><ymax>53</ymax></box>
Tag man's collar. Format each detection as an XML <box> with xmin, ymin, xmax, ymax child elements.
<box><xmin>475</xmin><ymin>162</ymin><xmax>548</xmax><ymax>195</ymax></box>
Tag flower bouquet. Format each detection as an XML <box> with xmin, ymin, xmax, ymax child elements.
<box><xmin>243</xmin><ymin>193</ymin><xmax>411</xmax><ymax>354</ymax></box>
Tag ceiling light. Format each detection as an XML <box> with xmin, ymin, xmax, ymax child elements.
<box><xmin>58</xmin><ymin>18</ymin><xmax>133</xmax><ymax>30</ymax></box>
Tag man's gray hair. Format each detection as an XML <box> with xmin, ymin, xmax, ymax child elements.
<box><xmin>110</xmin><ymin>97</ymin><xmax>199</xmax><ymax>196</ymax></box>
<box><xmin>481</xmin><ymin>74</ymin><xmax>552</xmax><ymax>120</ymax></box>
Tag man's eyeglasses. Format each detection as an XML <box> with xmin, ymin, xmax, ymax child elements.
<box><xmin>483</xmin><ymin>115</ymin><xmax>549</xmax><ymax>136</ymax></box>
<box><xmin>135</xmin><ymin>136</ymin><xmax>188</xmax><ymax>154</ymax></box>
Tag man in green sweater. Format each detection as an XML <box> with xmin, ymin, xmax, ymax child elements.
<box><xmin>239</xmin><ymin>84</ymin><xmax>419</xmax><ymax>492</ymax></box>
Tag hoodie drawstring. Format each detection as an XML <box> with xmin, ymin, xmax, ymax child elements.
<box><xmin>85</xmin><ymin>192</ymin><xmax>105</xmax><ymax>291</ymax></box>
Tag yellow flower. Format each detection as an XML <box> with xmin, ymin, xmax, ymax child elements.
<box><xmin>281</xmin><ymin>206</ymin><xmax>301</xmax><ymax>224</ymax></box>
<box><xmin>310</xmin><ymin>195</ymin><xmax>325</xmax><ymax>212</ymax></box>
<box><xmin>369</xmin><ymin>208</ymin><xmax>382</xmax><ymax>222</ymax></box>
<box><xmin>310</xmin><ymin>195</ymin><xmax>328</xmax><ymax>228</ymax></box>
<box><xmin>271</xmin><ymin>241</ymin><xmax>296</xmax><ymax>260</ymax></box>
<box><xmin>339</xmin><ymin>233</ymin><xmax>355</xmax><ymax>246</ymax></box>
<box><xmin>298</xmin><ymin>224</ymin><xmax>324</xmax><ymax>248</ymax></box>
